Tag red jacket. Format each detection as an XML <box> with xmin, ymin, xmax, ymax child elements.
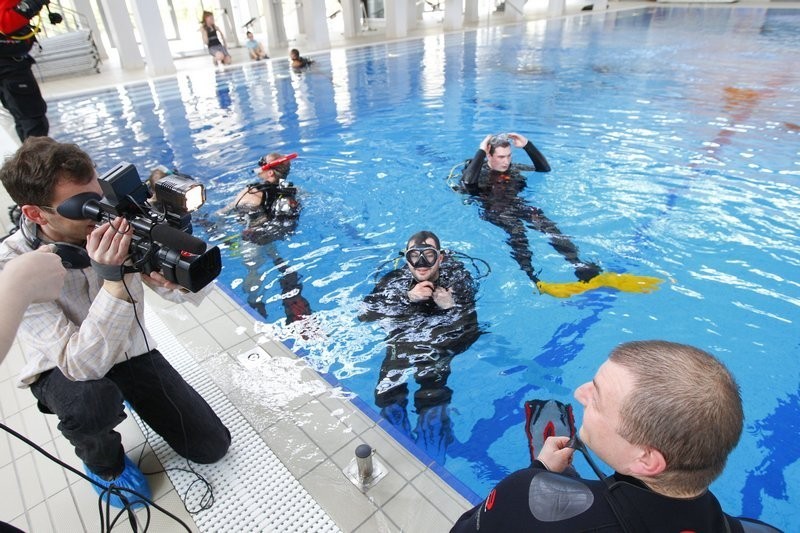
<box><xmin>1</xmin><ymin>0</ymin><xmax>36</xmax><ymax>57</ymax></box>
<box><xmin>0</xmin><ymin>0</ymin><xmax>32</xmax><ymax>34</ymax></box>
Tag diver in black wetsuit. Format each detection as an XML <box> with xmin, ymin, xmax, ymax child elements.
<box><xmin>217</xmin><ymin>152</ymin><xmax>311</xmax><ymax>322</ymax></box>
<box><xmin>290</xmin><ymin>48</ymin><xmax>314</xmax><ymax>69</ymax></box>
<box><xmin>359</xmin><ymin>231</ymin><xmax>481</xmax><ymax>463</ymax></box>
<box><xmin>451</xmin><ymin>341</ymin><xmax>781</xmax><ymax>533</ymax></box>
<box><xmin>460</xmin><ymin>133</ymin><xmax>601</xmax><ymax>284</ymax></box>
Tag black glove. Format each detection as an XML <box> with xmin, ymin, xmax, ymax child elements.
<box><xmin>13</xmin><ymin>0</ymin><xmax>49</xmax><ymax>19</ymax></box>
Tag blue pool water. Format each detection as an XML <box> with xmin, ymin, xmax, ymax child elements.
<box><xmin>50</xmin><ymin>6</ymin><xmax>799</xmax><ymax>529</ymax></box>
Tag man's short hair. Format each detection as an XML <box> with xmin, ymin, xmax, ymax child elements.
<box><xmin>406</xmin><ymin>230</ymin><xmax>440</xmax><ymax>250</ymax></box>
<box><xmin>610</xmin><ymin>341</ymin><xmax>743</xmax><ymax>494</ymax></box>
<box><xmin>0</xmin><ymin>137</ymin><xmax>95</xmax><ymax>207</ymax></box>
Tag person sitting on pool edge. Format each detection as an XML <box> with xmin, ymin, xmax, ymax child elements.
<box><xmin>359</xmin><ymin>231</ymin><xmax>481</xmax><ymax>463</ymax></box>
<box><xmin>217</xmin><ymin>153</ymin><xmax>311</xmax><ymax>323</ymax></box>
<box><xmin>245</xmin><ymin>31</ymin><xmax>268</xmax><ymax>61</ymax></box>
<box><xmin>451</xmin><ymin>340</ymin><xmax>780</xmax><ymax>532</ymax></box>
<box><xmin>460</xmin><ymin>132</ymin><xmax>602</xmax><ymax>285</ymax></box>
<box><xmin>200</xmin><ymin>10</ymin><xmax>231</xmax><ymax>66</ymax></box>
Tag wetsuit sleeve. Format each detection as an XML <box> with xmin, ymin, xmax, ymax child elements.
<box><xmin>523</xmin><ymin>140</ymin><xmax>551</xmax><ymax>172</ymax></box>
<box><xmin>358</xmin><ymin>269</ymin><xmax>403</xmax><ymax>322</ymax></box>
<box><xmin>449</xmin><ymin>263</ymin><xmax>476</xmax><ymax>308</ymax></box>
<box><xmin>460</xmin><ymin>149</ymin><xmax>487</xmax><ymax>191</ymax></box>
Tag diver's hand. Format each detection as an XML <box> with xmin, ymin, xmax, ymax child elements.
<box><xmin>537</xmin><ymin>436</ymin><xmax>575</xmax><ymax>473</ymax></box>
<box><xmin>408</xmin><ymin>281</ymin><xmax>435</xmax><ymax>302</ymax></box>
<box><xmin>480</xmin><ymin>134</ymin><xmax>493</xmax><ymax>153</ymax></box>
<box><xmin>507</xmin><ymin>132</ymin><xmax>528</xmax><ymax>147</ymax></box>
<box><xmin>432</xmin><ymin>286</ymin><xmax>455</xmax><ymax>309</ymax></box>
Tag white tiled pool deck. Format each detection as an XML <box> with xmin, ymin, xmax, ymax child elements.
<box><xmin>2</xmin><ymin>1</ymin><xmax>791</xmax><ymax>530</ymax></box>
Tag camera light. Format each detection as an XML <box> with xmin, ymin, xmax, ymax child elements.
<box><xmin>155</xmin><ymin>174</ymin><xmax>205</xmax><ymax>213</ymax></box>
<box><xmin>183</xmin><ymin>184</ymin><xmax>205</xmax><ymax>212</ymax></box>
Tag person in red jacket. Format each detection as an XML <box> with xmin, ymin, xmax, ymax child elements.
<box><xmin>0</xmin><ymin>0</ymin><xmax>50</xmax><ymax>141</ymax></box>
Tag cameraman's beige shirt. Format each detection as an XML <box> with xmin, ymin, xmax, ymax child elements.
<box><xmin>0</xmin><ymin>218</ymin><xmax>206</xmax><ymax>387</ymax></box>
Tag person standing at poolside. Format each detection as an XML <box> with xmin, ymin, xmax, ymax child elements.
<box><xmin>200</xmin><ymin>10</ymin><xmax>231</xmax><ymax>66</ymax></box>
<box><xmin>451</xmin><ymin>340</ymin><xmax>781</xmax><ymax>532</ymax></box>
<box><xmin>460</xmin><ymin>133</ymin><xmax>601</xmax><ymax>285</ymax></box>
<box><xmin>359</xmin><ymin>231</ymin><xmax>481</xmax><ymax>463</ymax></box>
<box><xmin>0</xmin><ymin>0</ymin><xmax>50</xmax><ymax>141</ymax></box>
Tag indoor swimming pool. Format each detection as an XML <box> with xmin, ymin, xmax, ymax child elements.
<box><xmin>48</xmin><ymin>6</ymin><xmax>799</xmax><ymax>529</ymax></box>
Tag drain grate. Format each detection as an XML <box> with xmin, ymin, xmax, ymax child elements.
<box><xmin>135</xmin><ymin>308</ymin><xmax>341</xmax><ymax>532</ymax></box>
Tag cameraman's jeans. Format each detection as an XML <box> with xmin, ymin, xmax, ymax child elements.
<box><xmin>30</xmin><ymin>349</ymin><xmax>231</xmax><ymax>478</ymax></box>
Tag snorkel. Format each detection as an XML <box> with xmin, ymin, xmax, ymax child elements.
<box><xmin>260</xmin><ymin>152</ymin><xmax>298</xmax><ymax>171</ymax></box>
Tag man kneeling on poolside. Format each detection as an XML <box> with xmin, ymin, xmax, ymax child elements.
<box><xmin>451</xmin><ymin>340</ymin><xmax>779</xmax><ymax>532</ymax></box>
<box><xmin>0</xmin><ymin>138</ymin><xmax>231</xmax><ymax>509</ymax></box>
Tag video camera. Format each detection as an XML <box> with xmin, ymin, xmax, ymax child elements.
<box><xmin>57</xmin><ymin>163</ymin><xmax>221</xmax><ymax>292</ymax></box>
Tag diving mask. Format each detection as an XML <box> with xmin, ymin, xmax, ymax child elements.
<box><xmin>489</xmin><ymin>133</ymin><xmax>510</xmax><ymax>146</ymax></box>
<box><xmin>405</xmin><ymin>246</ymin><xmax>440</xmax><ymax>268</ymax></box>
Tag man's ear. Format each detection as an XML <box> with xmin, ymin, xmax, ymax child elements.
<box><xmin>20</xmin><ymin>205</ymin><xmax>49</xmax><ymax>226</ymax></box>
<box><xmin>629</xmin><ymin>446</ymin><xmax>667</xmax><ymax>477</ymax></box>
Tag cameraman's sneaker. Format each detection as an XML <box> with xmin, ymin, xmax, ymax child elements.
<box><xmin>83</xmin><ymin>455</ymin><xmax>151</xmax><ymax>509</ymax></box>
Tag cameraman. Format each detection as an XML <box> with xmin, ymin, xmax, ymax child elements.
<box><xmin>359</xmin><ymin>231</ymin><xmax>481</xmax><ymax>463</ymax></box>
<box><xmin>0</xmin><ymin>137</ymin><xmax>231</xmax><ymax>508</ymax></box>
<box><xmin>1</xmin><ymin>0</ymin><xmax>50</xmax><ymax>141</ymax></box>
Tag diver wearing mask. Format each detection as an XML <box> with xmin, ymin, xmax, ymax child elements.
<box><xmin>359</xmin><ymin>230</ymin><xmax>482</xmax><ymax>463</ymax></box>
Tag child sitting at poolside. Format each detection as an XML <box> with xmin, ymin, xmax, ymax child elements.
<box><xmin>245</xmin><ymin>31</ymin><xmax>268</xmax><ymax>61</ymax></box>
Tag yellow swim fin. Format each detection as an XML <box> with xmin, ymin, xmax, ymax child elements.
<box><xmin>536</xmin><ymin>272</ymin><xmax>664</xmax><ymax>299</ymax></box>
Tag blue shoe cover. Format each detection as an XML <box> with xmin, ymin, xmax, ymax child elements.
<box><xmin>83</xmin><ymin>455</ymin><xmax>151</xmax><ymax>509</ymax></box>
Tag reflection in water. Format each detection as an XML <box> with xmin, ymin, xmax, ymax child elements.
<box><xmin>742</xmin><ymin>389</ymin><xmax>800</xmax><ymax>519</ymax></box>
